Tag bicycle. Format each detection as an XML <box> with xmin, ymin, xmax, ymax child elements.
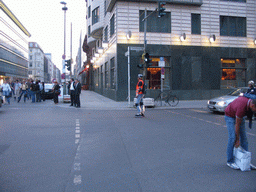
<box><xmin>154</xmin><ymin>90</ymin><xmax>179</xmax><ymax>107</ymax></box>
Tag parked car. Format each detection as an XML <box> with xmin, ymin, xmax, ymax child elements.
<box><xmin>43</xmin><ymin>83</ymin><xmax>54</xmax><ymax>99</ymax></box>
<box><xmin>207</xmin><ymin>87</ymin><xmax>248</xmax><ymax>113</ymax></box>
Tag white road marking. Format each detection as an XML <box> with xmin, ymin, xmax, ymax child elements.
<box><xmin>75</xmin><ymin>134</ymin><xmax>80</xmax><ymax>138</ymax></box>
<box><xmin>74</xmin><ymin>175</ymin><xmax>82</xmax><ymax>185</ymax></box>
<box><xmin>75</xmin><ymin>130</ymin><xmax>80</xmax><ymax>134</ymax></box>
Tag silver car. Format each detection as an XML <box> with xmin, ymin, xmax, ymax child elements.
<box><xmin>207</xmin><ymin>87</ymin><xmax>248</xmax><ymax>113</ymax></box>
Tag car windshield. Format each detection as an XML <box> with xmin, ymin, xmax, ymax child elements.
<box><xmin>228</xmin><ymin>88</ymin><xmax>248</xmax><ymax>96</ymax></box>
<box><xmin>45</xmin><ymin>84</ymin><xmax>54</xmax><ymax>90</ymax></box>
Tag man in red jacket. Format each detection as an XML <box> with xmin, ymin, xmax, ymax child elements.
<box><xmin>135</xmin><ymin>74</ymin><xmax>145</xmax><ymax>117</ymax></box>
<box><xmin>225</xmin><ymin>96</ymin><xmax>256</xmax><ymax>170</ymax></box>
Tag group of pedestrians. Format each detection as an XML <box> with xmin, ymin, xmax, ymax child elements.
<box><xmin>0</xmin><ymin>79</ymin><xmax>45</xmax><ymax>104</ymax></box>
<box><xmin>68</xmin><ymin>78</ymin><xmax>81</xmax><ymax>108</ymax></box>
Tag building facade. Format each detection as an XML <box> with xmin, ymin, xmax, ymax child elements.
<box><xmin>28</xmin><ymin>43</ymin><xmax>61</xmax><ymax>83</ymax></box>
<box><xmin>0</xmin><ymin>0</ymin><xmax>31</xmax><ymax>84</ymax></box>
<box><xmin>86</xmin><ymin>0</ymin><xmax>256</xmax><ymax>101</ymax></box>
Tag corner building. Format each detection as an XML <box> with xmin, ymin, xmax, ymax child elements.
<box><xmin>0</xmin><ymin>0</ymin><xmax>31</xmax><ymax>84</ymax></box>
<box><xmin>87</xmin><ymin>0</ymin><xmax>256</xmax><ymax>101</ymax></box>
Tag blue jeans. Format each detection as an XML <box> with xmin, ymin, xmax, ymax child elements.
<box><xmin>225</xmin><ymin>116</ymin><xmax>248</xmax><ymax>163</ymax></box>
<box><xmin>3</xmin><ymin>91</ymin><xmax>10</xmax><ymax>104</ymax></box>
<box><xmin>31</xmin><ymin>91</ymin><xmax>35</xmax><ymax>103</ymax></box>
<box><xmin>18</xmin><ymin>90</ymin><xmax>27</xmax><ymax>102</ymax></box>
<box><xmin>135</xmin><ymin>94</ymin><xmax>143</xmax><ymax>113</ymax></box>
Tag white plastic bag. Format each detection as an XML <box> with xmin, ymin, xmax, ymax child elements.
<box><xmin>233</xmin><ymin>146</ymin><xmax>251</xmax><ymax>171</ymax></box>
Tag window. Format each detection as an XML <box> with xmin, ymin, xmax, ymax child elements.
<box><xmin>104</xmin><ymin>1</ymin><xmax>107</xmax><ymax>16</ymax></box>
<box><xmin>110</xmin><ymin>14</ymin><xmax>115</xmax><ymax>37</ymax></box>
<box><xmin>191</xmin><ymin>14</ymin><xmax>201</xmax><ymax>35</ymax></box>
<box><xmin>29</xmin><ymin>62</ymin><xmax>33</xmax><ymax>67</ymax></box>
<box><xmin>220</xmin><ymin>16</ymin><xmax>246</xmax><ymax>37</ymax></box>
<box><xmin>104</xmin><ymin>26</ymin><xmax>108</xmax><ymax>41</ymax></box>
<box><xmin>139</xmin><ymin>10</ymin><xmax>171</xmax><ymax>33</ymax></box>
<box><xmin>29</xmin><ymin>55</ymin><xmax>33</xmax><ymax>60</ymax></box>
<box><xmin>105</xmin><ymin>62</ymin><xmax>108</xmax><ymax>88</ymax></box>
<box><xmin>110</xmin><ymin>57</ymin><xmax>115</xmax><ymax>89</ymax></box>
<box><xmin>88</xmin><ymin>6</ymin><xmax>91</xmax><ymax>18</ymax></box>
<box><xmin>28</xmin><ymin>71</ymin><xmax>32</xmax><ymax>75</ymax></box>
<box><xmin>92</xmin><ymin>7</ymin><xmax>99</xmax><ymax>25</ymax></box>
<box><xmin>221</xmin><ymin>58</ymin><xmax>246</xmax><ymax>88</ymax></box>
<box><xmin>88</xmin><ymin>25</ymin><xmax>91</xmax><ymax>37</ymax></box>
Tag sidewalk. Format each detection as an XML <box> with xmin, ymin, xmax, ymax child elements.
<box><xmin>70</xmin><ymin>90</ymin><xmax>208</xmax><ymax>110</ymax></box>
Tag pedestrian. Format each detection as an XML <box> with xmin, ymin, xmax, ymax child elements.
<box><xmin>41</xmin><ymin>82</ymin><xmax>45</xmax><ymax>101</ymax></box>
<box><xmin>68</xmin><ymin>78</ymin><xmax>75</xmax><ymax>106</ymax></box>
<box><xmin>53</xmin><ymin>80</ymin><xmax>60</xmax><ymax>104</ymax></box>
<box><xmin>74</xmin><ymin>79</ymin><xmax>81</xmax><ymax>108</ymax></box>
<box><xmin>247</xmin><ymin>80</ymin><xmax>256</xmax><ymax>95</ymax></box>
<box><xmin>224</xmin><ymin>95</ymin><xmax>256</xmax><ymax>170</ymax></box>
<box><xmin>30</xmin><ymin>81</ymin><xmax>36</xmax><ymax>103</ymax></box>
<box><xmin>27</xmin><ymin>79</ymin><xmax>32</xmax><ymax>100</ymax></box>
<box><xmin>135</xmin><ymin>74</ymin><xmax>145</xmax><ymax>117</ymax></box>
<box><xmin>14</xmin><ymin>80</ymin><xmax>21</xmax><ymax>100</ymax></box>
<box><xmin>0</xmin><ymin>80</ymin><xmax>12</xmax><ymax>104</ymax></box>
<box><xmin>18</xmin><ymin>81</ymin><xmax>28</xmax><ymax>102</ymax></box>
<box><xmin>35</xmin><ymin>81</ymin><xmax>40</xmax><ymax>102</ymax></box>
<box><xmin>38</xmin><ymin>80</ymin><xmax>43</xmax><ymax>102</ymax></box>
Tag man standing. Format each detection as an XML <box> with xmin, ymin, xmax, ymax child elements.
<box><xmin>14</xmin><ymin>80</ymin><xmax>21</xmax><ymax>101</ymax></box>
<box><xmin>68</xmin><ymin>78</ymin><xmax>75</xmax><ymax>106</ymax></box>
<box><xmin>135</xmin><ymin>74</ymin><xmax>145</xmax><ymax>117</ymax></box>
<box><xmin>225</xmin><ymin>96</ymin><xmax>256</xmax><ymax>170</ymax></box>
<box><xmin>74</xmin><ymin>79</ymin><xmax>81</xmax><ymax>108</ymax></box>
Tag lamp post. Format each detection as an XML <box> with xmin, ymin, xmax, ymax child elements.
<box><xmin>61</xmin><ymin>1</ymin><xmax>68</xmax><ymax>95</ymax></box>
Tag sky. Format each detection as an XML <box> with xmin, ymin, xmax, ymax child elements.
<box><xmin>4</xmin><ymin>0</ymin><xmax>87</xmax><ymax>70</ymax></box>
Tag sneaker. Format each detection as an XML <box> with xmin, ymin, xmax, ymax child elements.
<box><xmin>250</xmin><ymin>164</ymin><xmax>256</xmax><ymax>170</ymax></box>
<box><xmin>135</xmin><ymin>113</ymin><xmax>142</xmax><ymax>116</ymax></box>
<box><xmin>227</xmin><ymin>163</ymin><xmax>240</xmax><ymax>170</ymax></box>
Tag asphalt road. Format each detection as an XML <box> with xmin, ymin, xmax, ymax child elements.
<box><xmin>0</xmin><ymin>99</ymin><xmax>256</xmax><ymax>192</ymax></box>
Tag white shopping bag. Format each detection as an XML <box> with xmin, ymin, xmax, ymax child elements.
<box><xmin>233</xmin><ymin>146</ymin><xmax>251</xmax><ymax>171</ymax></box>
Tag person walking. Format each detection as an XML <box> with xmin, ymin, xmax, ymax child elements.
<box><xmin>14</xmin><ymin>80</ymin><xmax>21</xmax><ymax>101</ymax></box>
<box><xmin>224</xmin><ymin>96</ymin><xmax>256</xmax><ymax>170</ymax></box>
<box><xmin>68</xmin><ymin>78</ymin><xmax>75</xmax><ymax>106</ymax></box>
<box><xmin>0</xmin><ymin>80</ymin><xmax>12</xmax><ymax>104</ymax></box>
<box><xmin>74</xmin><ymin>79</ymin><xmax>81</xmax><ymax>108</ymax></box>
<box><xmin>135</xmin><ymin>74</ymin><xmax>145</xmax><ymax>117</ymax></box>
<box><xmin>18</xmin><ymin>81</ymin><xmax>28</xmax><ymax>103</ymax></box>
<box><xmin>53</xmin><ymin>80</ymin><xmax>60</xmax><ymax>104</ymax></box>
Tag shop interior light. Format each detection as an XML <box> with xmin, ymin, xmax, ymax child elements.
<box><xmin>254</xmin><ymin>39</ymin><xmax>256</xmax><ymax>45</ymax></box>
<box><xmin>90</xmin><ymin>59</ymin><xmax>94</xmax><ymax>63</ymax></box>
<box><xmin>180</xmin><ymin>33</ymin><xmax>186</xmax><ymax>42</ymax></box>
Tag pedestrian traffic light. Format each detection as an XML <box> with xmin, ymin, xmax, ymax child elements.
<box><xmin>158</xmin><ymin>1</ymin><xmax>166</xmax><ymax>18</ymax></box>
<box><xmin>144</xmin><ymin>53</ymin><xmax>152</xmax><ymax>68</ymax></box>
<box><xmin>65</xmin><ymin>59</ymin><xmax>71</xmax><ymax>71</ymax></box>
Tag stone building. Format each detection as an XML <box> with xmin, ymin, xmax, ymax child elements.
<box><xmin>86</xmin><ymin>0</ymin><xmax>256</xmax><ymax>101</ymax></box>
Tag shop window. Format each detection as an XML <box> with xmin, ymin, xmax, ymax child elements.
<box><xmin>145</xmin><ymin>57</ymin><xmax>170</xmax><ymax>90</ymax></box>
<box><xmin>221</xmin><ymin>58</ymin><xmax>246</xmax><ymax>88</ymax></box>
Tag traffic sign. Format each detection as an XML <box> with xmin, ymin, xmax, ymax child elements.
<box><xmin>61</xmin><ymin>73</ymin><xmax>65</xmax><ymax>79</ymax></box>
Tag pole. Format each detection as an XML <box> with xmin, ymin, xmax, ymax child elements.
<box><xmin>63</xmin><ymin>5</ymin><xmax>67</xmax><ymax>95</ymax></box>
<box><xmin>128</xmin><ymin>46</ymin><xmax>130</xmax><ymax>107</ymax></box>
<box><xmin>143</xmin><ymin>9</ymin><xmax>147</xmax><ymax>83</ymax></box>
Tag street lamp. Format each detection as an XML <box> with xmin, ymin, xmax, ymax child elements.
<box><xmin>61</xmin><ymin>1</ymin><xmax>68</xmax><ymax>95</ymax></box>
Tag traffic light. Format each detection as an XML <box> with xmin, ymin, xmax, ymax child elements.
<box><xmin>144</xmin><ymin>53</ymin><xmax>152</xmax><ymax>68</ymax></box>
<box><xmin>65</xmin><ymin>59</ymin><xmax>71</xmax><ymax>71</ymax></box>
<box><xmin>158</xmin><ymin>1</ymin><xmax>166</xmax><ymax>17</ymax></box>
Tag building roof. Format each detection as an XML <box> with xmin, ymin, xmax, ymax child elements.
<box><xmin>0</xmin><ymin>0</ymin><xmax>31</xmax><ymax>37</ymax></box>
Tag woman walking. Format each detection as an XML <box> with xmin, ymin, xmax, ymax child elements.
<box><xmin>1</xmin><ymin>80</ymin><xmax>12</xmax><ymax>104</ymax></box>
<box><xmin>53</xmin><ymin>80</ymin><xmax>60</xmax><ymax>104</ymax></box>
